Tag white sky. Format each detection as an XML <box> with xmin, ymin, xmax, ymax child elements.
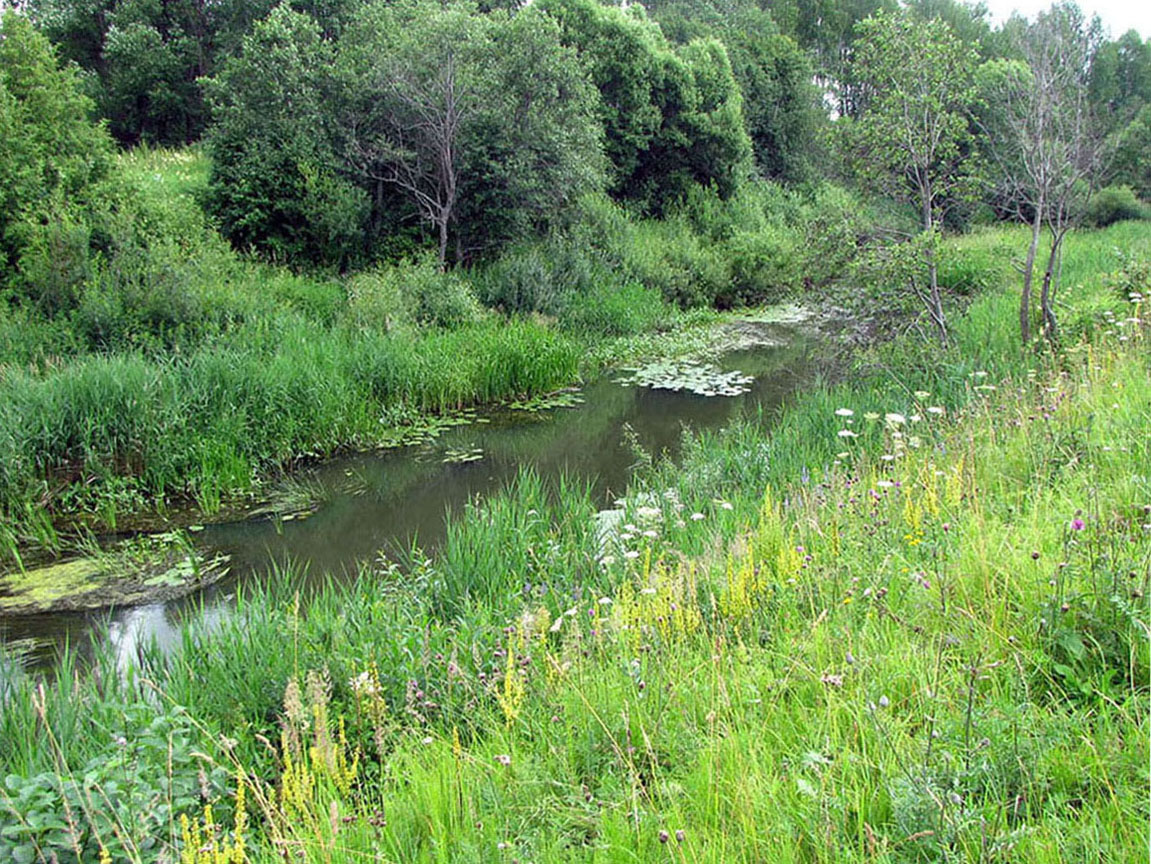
<box><xmin>981</xmin><ymin>0</ymin><xmax>1150</xmax><ymax>40</ymax></box>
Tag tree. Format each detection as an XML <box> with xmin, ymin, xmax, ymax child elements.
<box><xmin>647</xmin><ymin>0</ymin><xmax>823</xmax><ymax>184</ymax></box>
<box><xmin>977</xmin><ymin>3</ymin><xmax>1107</xmax><ymax>345</ymax></box>
<box><xmin>27</xmin><ymin>0</ymin><xmax>359</xmax><ymax>144</ymax></box>
<box><xmin>204</xmin><ymin>4</ymin><xmax>367</xmax><ymax>266</ymax></box>
<box><xmin>205</xmin><ymin>0</ymin><xmax>603</xmax><ymax>268</ymax></box>
<box><xmin>336</xmin><ymin>1</ymin><xmax>603</xmax><ymax>267</ymax></box>
<box><xmin>0</xmin><ymin>10</ymin><xmax>114</xmax><ymax>308</ymax></box>
<box><xmin>339</xmin><ymin>3</ymin><xmax>482</xmax><ymax>267</ymax></box>
<box><xmin>539</xmin><ymin>0</ymin><xmax>750</xmax><ymax>212</ymax></box>
<box><xmin>850</xmin><ymin>9</ymin><xmax>978</xmax><ymax>343</ymax></box>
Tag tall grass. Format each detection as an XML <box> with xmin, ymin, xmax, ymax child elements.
<box><xmin>1</xmin><ymin>221</ymin><xmax>1146</xmax><ymax>862</ymax></box>
<box><xmin>0</xmin><ymin>319</ymin><xmax>581</xmax><ymax>535</ymax></box>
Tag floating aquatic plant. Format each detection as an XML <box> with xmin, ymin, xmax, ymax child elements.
<box><xmin>442</xmin><ymin>447</ymin><xmax>484</xmax><ymax>464</ymax></box>
<box><xmin>615</xmin><ymin>360</ymin><xmax>753</xmax><ymax>397</ymax></box>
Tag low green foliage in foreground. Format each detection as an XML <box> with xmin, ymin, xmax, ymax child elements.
<box><xmin>0</xmin><ymin>225</ymin><xmax>1147</xmax><ymax>862</ymax></box>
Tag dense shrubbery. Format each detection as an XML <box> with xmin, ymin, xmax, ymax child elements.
<box><xmin>1085</xmin><ymin>184</ymin><xmax>1148</xmax><ymax>227</ymax></box>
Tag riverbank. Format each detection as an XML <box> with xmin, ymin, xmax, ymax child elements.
<box><xmin>1</xmin><ymin>222</ymin><xmax>1146</xmax><ymax>862</ymax></box>
<box><xmin>0</xmin><ymin>144</ymin><xmax>866</xmax><ymax>564</ymax></box>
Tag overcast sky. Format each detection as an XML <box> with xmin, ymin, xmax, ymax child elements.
<box><xmin>981</xmin><ymin>0</ymin><xmax>1150</xmax><ymax>40</ymax></box>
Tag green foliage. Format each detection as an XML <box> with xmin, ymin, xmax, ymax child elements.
<box><xmin>28</xmin><ymin>0</ymin><xmax>360</xmax><ymax>144</ymax></box>
<box><xmin>649</xmin><ymin>0</ymin><xmax>823</xmax><ymax>184</ymax></box>
<box><xmin>0</xmin><ymin>12</ymin><xmax>114</xmax><ymax>307</ymax></box>
<box><xmin>850</xmin><ymin>9</ymin><xmax>979</xmax><ymax>223</ymax></box>
<box><xmin>206</xmin><ymin>1</ymin><xmax>604</xmax><ymax>267</ymax></box>
<box><xmin>1086</xmin><ymin>184</ymin><xmax>1148</xmax><ymax>228</ymax></box>
<box><xmin>1</xmin><ymin>705</ymin><xmax>230</xmax><ymax>863</ymax></box>
<box><xmin>1</xmin><ymin>222</ymin><xmax>1147</xmax><ymax>863</ymax></box>
<box><xmin>204</xmin><ymin>5</ymin><xmax>367</xmax><ymax>267</ymax></box>
<box><xmin>1112</xmin><ymin>104</ymin><xmax>1151</xmax><ymax>200</ymax></box>
<box><xmin>539</xmin><ymin>0</ymin><xmax>751</xmax><ymax>213</ymax></box>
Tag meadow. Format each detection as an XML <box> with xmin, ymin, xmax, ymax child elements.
<box><xmin>1</xmin><ymin>222</ymin><xmax>1146</xmax><ymax>862</ymax></box>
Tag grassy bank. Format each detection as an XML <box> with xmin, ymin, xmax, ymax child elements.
<box><xmin>0</xmin><ymin>147</ymin><xmax>871</xmax><ymax>559</ymax></box>
<box><xmin>1</xmin><ymin>223</ymin><xmax>1146</xmax><ymax>862</ymax></box>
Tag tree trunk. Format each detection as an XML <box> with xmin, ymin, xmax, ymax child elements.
<box><xmin>437</xmin><ymin>216</ymin><xmax>449</xmax><ymax>271</ymax></box>
<box><xmin>1040</xmin><ymin>233</ymin><xmax>1061</xmax><ymax>342</ymax></box>
<box><xmin>1020</xmin><ymin>205</ymin><xmax>1042</xmax><ymax>346</ymax></box>
<box><xmin>922</xmin><ymin>192</ymin><xmax>947</xmax><ymax>346</ymax></box>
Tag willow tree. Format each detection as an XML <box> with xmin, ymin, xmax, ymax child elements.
<box><xmin>851</xmin><ymin>9</ymin><xmax>978</xmax><ymax>344</ymax></box>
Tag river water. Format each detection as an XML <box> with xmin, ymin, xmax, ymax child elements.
<box><xmin>1</xmin><ymin>319</ymin><xmax>831</xmax><ymax>667</ymax></box>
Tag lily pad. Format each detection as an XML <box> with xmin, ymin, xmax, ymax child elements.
<box><xmin>616</xmin><ymin>360</ymin><xmax>754</xmax><ymax>397</ymax></box>
<box><xmin>442</xmin><ymin>446</ymin><xmax>484</xmax><ymax>464</ymax></box>
<box><xmin>507</xmin><ymin>389</ymin><xmax>585</xmax><ymax>412</ymax></box>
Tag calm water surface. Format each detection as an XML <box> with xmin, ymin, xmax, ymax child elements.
<box><xmin>1</xmin><ymin>322</ymin><xmax>830</xmax><ymax>666</ymax></box>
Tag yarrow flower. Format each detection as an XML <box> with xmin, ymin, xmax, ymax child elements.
<box><xmin>885</xmin><ymin>413</ymin><xmax>906</xmax><ymax>425</ymax></box>
<box><xmin>837</xmin><ymin>429</ymin><xmax>858</xmax><ymax>438</ymax></box>
<box><xmin>835</xmin><ymin>408</ymin><xmax>854</xmax><ymax>417</ymax></box>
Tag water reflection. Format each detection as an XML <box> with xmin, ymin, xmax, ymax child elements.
<box><xmin>2</xmin><ymin>323</ymin><xmax>828</xmax><ymax>668</ymax></box>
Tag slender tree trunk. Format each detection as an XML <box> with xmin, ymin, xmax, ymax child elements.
<box><xmin>922</xmin><ymin>190</ymin><xmax>947</xmax><ymax>345</ymax></box>
<box><xmin>1040</xmin><ymin>232</ymin><xmax>1061</xmax><ymax>342</ymax></box>
<box><xmin>1020</xmin><ymin>205</ymin><xmax>1042</xmax><ymax>346</ymax></box>
<box><xmin>437</xmin><ymin>215</ymin><xmax>449</xmax><ymax>271</ymax></box>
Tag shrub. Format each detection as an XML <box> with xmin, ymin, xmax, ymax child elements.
<box><xmin>560</xmin><ymin>281</ymin><xmax>668</xmax><ymax>336</ymax></box>
<box><xmin>1085</xmin><ymin>184</ymin><xmax>1146</xmax><ymax>228</ymax></box>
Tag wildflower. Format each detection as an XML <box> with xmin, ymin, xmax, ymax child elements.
<box><xmin>494</xmin><ymin>754</ymin><xmax>512</xmax><ymax>766</ymax></box>
<box><xmin>624</xmin><ymin>550</ymin><xmax>641</xmax><ymax>560</ymax></box>
<box><xmin>885</xmin><ymin>413</ymin><xmax>906</xmax><ymax>425</ymax></box>
<box><xmin>821</xmin><ymin>673</ymin><xmax>844</xmax><ymax>687</ymax></box>
<box><xmin>601</xmin><ymin>555</ymin><xmax>616</xmax><ymax>566</ymax></box>
<box><xmin>690</xmin><ymin>512</ymin><xmax>705</xmax><ymax>521</ymax></box>
<box><xmin>878</xmin><ymin>695</ymin><xmax>890</xmax><ymax>708</ymax></box>
<box><xmin>864</xmin><ymin>412</ymin><xmax>881</xmax><ymax>421</ymax></box>
<box><xmin>422</xmin><ymin>736</ymin><xmax>434</xmax><ymax>745</ymax></box>
<box><xmin>642</xmin><ymin>529</ymin><xmax>658</xmax><ymax>538</ymax></box>
<box><xmin>835</xmin><ymin>408</ymin><xmax>854</xmax><ymax>417</ymax></box>
<box><xmin>927</xmin><ymin>406</ymin><xmax>945</xmax><ymax>415</ymax></box>
<box><xmin>659</xmin><ymin>830</ymin><xmax>670</xmax><ymax>844</ymax></box>
<box><xmin>846</xmin><ymin>651</ymin><xmax>855</xmax><ymax>665</ymax></box>
<box><xmin>914</xmin><ymin>390</ymin><xmax>930</xmax><ymax>399</ymax></box>
<box><xmin>598</xmin><ymin>597</ymin><xmax>613</xmax><ymax>605</ymax></box>
<box><xmin>676</xmin><ymin>829</ymin><xmax>685</xmax><ymax>842</ymax></box>
<box><xmin>1070</xmin><ymin>518</ymin><xmax>1086</xmax><ymax>531</ymax></box>
<box><xmin>837</xmin><ymin>429</ymin><xmax>858</xmax><ymax>438</ymax></box>
<box><xmin>636</xmin><ymin>506</ymin><xmax>661</xmax><ymax>519</ymax></box>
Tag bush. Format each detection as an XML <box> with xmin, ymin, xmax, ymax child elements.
<box><xmin>560</xmin><ymin>281</ymin><xmax>668</xmax><ymax>336</ymax></box>
<box><xmin>1085</xmin><ymin>185</ymin><xmax>1147</xmax><ymax>228</ymax></box>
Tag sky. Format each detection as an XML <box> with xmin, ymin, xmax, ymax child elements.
<box><xmin>981</xmin><ymin>0</ymin><xmax>1150</xmax><ymax>40</ymax></box>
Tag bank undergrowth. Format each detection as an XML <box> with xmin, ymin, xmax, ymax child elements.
<box><xmin>1</xmin><ymin>146</ymin><xmax>875</xmax><ymax>559</ymax></box>
<box><xmin>0</xmin><ymin>222</ymin><xmax>1147</xmax><ymax>862</ymax></box>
